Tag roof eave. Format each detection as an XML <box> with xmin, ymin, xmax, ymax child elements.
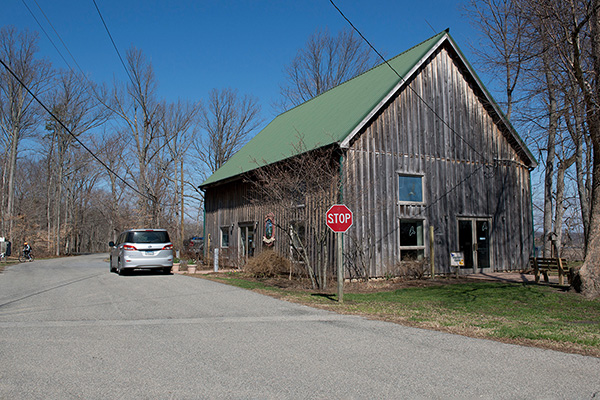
<box><xmin>340</xmin><ymin>33</ymin><xmax>448</xmax><ymax>149</ymax></box>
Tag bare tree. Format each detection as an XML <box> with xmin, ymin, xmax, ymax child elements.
<box><xmin>278</xmin><ymin>28</ymin><xmax>378</xmax><ymax>110</ymax></box>
<box><xmin>161</xmin><ymin>99</ymin><xmax>200</xmax><ymax>248</ymax></box>
<box><xmin>108</xmin><ymin>47</ymin><xmax>169</xmax><ymax>226</ymax></box>
<box><xmin>93</xmin><ymin>129</ymin><xmax>130</xmax><ymax>242</ymax></box>
<box><xmin>44</xmin><ymin>69</ymin><xmax>108</xmax><ymax>255</ymax></box>
<box><xmin>465</xmin><ymin>0</ymin><xmax>528</xmax><ymax>119</ymax></box>
<box><xmin>466</xmin><ymin>0</ymin><xmax>600</xmax><ymax>296</ymax></box>
<box><xmin>0</xmin><ymin>26</ymin><xmax>52</xmax><ymax>239</ymax></box>
<box><xmin>577</xmin><ymin>0</ymin><xmax>600</xmax><ymax>298</ymax></box>
<box><xmin>248</xmin><ymin>143</ymin><xmax>340</xmax><ymax>289</ymax></box>
<box><xmin>196</xmin><ymin>88</ymin><xmax>261</xmax><ymax>174</ymax></box>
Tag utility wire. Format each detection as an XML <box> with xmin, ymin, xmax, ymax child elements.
<box><xmin>19</xmin><ymin>0</ymin><xmax>72</xmax><ymax>71</ymax></box>
<box><xmin>31</xmin><ymin>0</ymin><xmax>84</xmax><ymax>74</ymax></box>
<box><xmin>21</xmin><ymin>0</ymin><xmax>106</xmax><ymax>104</ymax></box>
<box><xmin>92</xmin><ymin>0</ymin><xmax>135</xmax><ymax>86</ymax></box>
<box><xmin>16</xmin><ymin>0</ymin><xmax>179</xmax><ymax>209</ymax></box>
<box><xmin>328</xmin><ymin>0</ymin><xmax>488</xmax><ymax>163</ymax></box>
<box><xmin>0</xmin><ymin>57</ymin><xmax>154</xmax><ymax>203</ymax></box>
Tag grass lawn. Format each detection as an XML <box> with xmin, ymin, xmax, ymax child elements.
<box><xmin>198</xmin><ymin>273</ymin><xmax>600</xmax><ymax>357</ymax></box>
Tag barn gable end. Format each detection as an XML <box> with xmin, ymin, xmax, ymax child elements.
<box><xmin>344</xmin><ymin>41</ymin><xmax>534</xmax><ymax>275</ymax></box>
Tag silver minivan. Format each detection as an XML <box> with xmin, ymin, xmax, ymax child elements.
<box><xmin>109</xmin><ymin>229</ymin><xmax>173</xmax><ymax>275</ymax></box>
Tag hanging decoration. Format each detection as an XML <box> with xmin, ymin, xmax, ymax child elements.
<box><xmin>263</xmin><ymin>213</ymin><xmax>275</xmax><ymax>246</ymax></box>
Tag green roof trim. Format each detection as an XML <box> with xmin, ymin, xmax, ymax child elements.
<box><xmin>201</xmin><ymin>31</ymin><xmax>447</xmax><ymax>187</ymax></box>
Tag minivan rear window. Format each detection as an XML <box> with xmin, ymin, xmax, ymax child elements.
<box><xmin>126</xmin><ymin>231</ymin><xmax>170</xmax><ymax>244</ymax></box>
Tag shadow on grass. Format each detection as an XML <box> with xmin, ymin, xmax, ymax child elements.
<box><xmin>476</xmin><ymin>273</ymin><xmax>572</xmax><ymax>292</ymax></box>
<box><xmin>311</xmin><ymin>293</ymin><xmax>338</xmax><ymax>302</ymax></box>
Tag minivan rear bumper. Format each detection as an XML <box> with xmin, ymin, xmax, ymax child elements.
<box><xmin>123</xmin><ymin>250</ymin><xmax>173</xmax><ymax>269</ymax></box>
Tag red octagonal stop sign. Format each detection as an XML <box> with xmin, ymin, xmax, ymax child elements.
<box><xmin>326</xmin><ymin>204</ymin><xmax>353</xmax><ymax>233</ymax></box>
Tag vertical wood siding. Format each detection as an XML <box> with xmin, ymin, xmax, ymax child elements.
<box><xmin>204</xmin><ymin>176</ymin><xmax>338</xmax><ymax>275</ymax></box>
<box><xmin>344</xmin><ymin>45</ymin><xmax>533</xmax><ymax>275</ymax></box>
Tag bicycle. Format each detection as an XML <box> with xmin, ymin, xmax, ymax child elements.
<box><xmin>19</xmin><ymin>251</ymin><xmax>34</xmax><ymax>262</ymax></box>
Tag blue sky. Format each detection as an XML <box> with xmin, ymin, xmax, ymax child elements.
<box><xmin>4</xmin><ymin>1</ymin><xmax>553</xmax><ymax>229</ymax></box>
<box><xmin>3</xmin><ymin>0</ymin><xmax>481</xmax><ymax>120</ymax></box>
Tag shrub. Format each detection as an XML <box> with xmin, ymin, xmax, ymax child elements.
<box><xmin>390</xmin><ymin>259</ymin><xmax>429</xmax><ymax>280</ymax></box>
<box><xmin>245</xmin><ymin>250</ymin><xmax>290</xmax><ymax>278</ymax></box>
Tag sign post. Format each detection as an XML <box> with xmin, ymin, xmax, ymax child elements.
<box><xmin>326</xmin><ymin>204</ymin><xmax>353</xmax><ymax>303</ymax></box>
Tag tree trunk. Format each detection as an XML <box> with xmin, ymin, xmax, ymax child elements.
<box><xmin>6</xmin><ymin>126</ymin><xmax>20</xmax><ymax>239</ymax></box>
<box><xmin>578</xmin><ymin>142</ymin><xmax>600</xmax><ymax>298</ymax></box>
<box><xmin>554</xmin><ymin>155</ymin><xmax>575</xmax><ymax>256</ymax></box>
<box><xmin>574</xmin><ymin>122</ymin><xmax>590</xmax><ymax>253</ymax></box>
<box><xmin>577</xmin><ymin>0</ymin><xmax>600</xmax><ymax>298</ymax></box>
<box><xmin>542</xmin><ymin>59</ymin><xmax>558</xmax><ymax>258</ymax></box>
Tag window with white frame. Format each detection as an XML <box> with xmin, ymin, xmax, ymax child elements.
<box><xmin>220</xmin><ymin>227</ymin><xmax>230</xmax><ymax>248</ymax></box>
<box><xmin>399</xmin><ymin>219</ymin><xmax>425</xmax><ymax>260</ymax></box>
<box><xmin>398</xmin><ymin>174</ymin><xmax>424</xmax><ymax>203</ymax></box>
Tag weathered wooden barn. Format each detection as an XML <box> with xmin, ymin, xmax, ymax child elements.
<box><xmin>200</xmin><ymin>30</ymin><xmax>537</xmax><ymax>277</ymax></box>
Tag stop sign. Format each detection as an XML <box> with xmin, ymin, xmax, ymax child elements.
<box><xmin>326</xmin><ymin>204</ymin><xmax>353</xmax><ymax>233</ymax></box>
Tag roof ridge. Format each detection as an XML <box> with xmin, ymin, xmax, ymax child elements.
<box><xmin>200</xmin><ymin>31</ymin><xmax>453</xmax><ymax>188</ymax></box>
<box><xmin>278</xmin><ymin>30</ymin><xmax>449</xmax><ymax>117</ymax></box>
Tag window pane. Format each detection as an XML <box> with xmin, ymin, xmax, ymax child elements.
<box><xmin>131</xmin><ymin>231</ymin><xmax>170</xmax><ymax>243</ymax></box>
<box><xmin>399</xmin><ymin>175</ymin><xmax>423</xmax><ymax>202</ymax></box>
<box><xmin>221</xmin><ymin>228</ymin><xmax>229</xmax><ymax>247</ymax></box>
<box><xmin>400</xmin><ymin>220</ymin><xmax>423</xmax><ymax>246</ymax></box>
<box><xmin>400</xmin><ymin>249</ymin><xmax>425</xmax><ymax>261</ymax></box>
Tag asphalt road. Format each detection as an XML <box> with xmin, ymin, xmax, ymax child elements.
<box><xmin>0</xmin><ymin>254</ymin><xmax>599</xmax><ymax>399</ymax></box>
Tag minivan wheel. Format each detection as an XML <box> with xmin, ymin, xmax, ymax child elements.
<box><xmin>109</xmin><ymin>257</ymin><xmax>116</xmax><ymax>273</ymax></box>
<box><xmin>117</xmin><ymin>259</ymin><xmax>126</xmax><ymax>275</ymax></box>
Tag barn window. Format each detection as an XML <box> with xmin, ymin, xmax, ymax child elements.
<box><xmin>220</xmin><ymin>227</ymin><xmax>230</xmax><ymax>248</ymax></box>
<box><xmin>399</xmin><ymin>220</ymin><xmax>424</xmax><ymax>260</ymax></box>
<box><xmin>398</xmin><ymin>174</ymin><xmax>424</xmax><ymax>203</ymax></box>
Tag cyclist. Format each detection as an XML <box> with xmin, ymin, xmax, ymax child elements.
<box><xmin>23</xmin><ymin>242</ymin><xmax>31</xmax><ymax>258</ymax></box>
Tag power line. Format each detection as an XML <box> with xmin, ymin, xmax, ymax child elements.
<box><xmin>0</xmin><ymin>57</ymin><xmax>155</xmax><ymax>204</ymax></box>
<box><xmin>19</xmin><ymin>0</ymin><xmax>72</xmax><ymax>70</ymax></box>
<box><xmin>20</xmin><ymin>0</ymin><xmax>107</xmax><ymax>104</ymax></box>
<box><xmin>328</xmin><ymin>0</ymin><xmax>488</xmax><ymax>163</ymax></box>
<box><xmin>92</xmin><ymin>0</ymin><xmax>136</xmax><ymax>86</ymax></box>
<box><xmin>30</xmin><ymin>0</ymin><xmax>85</xmax><ymax>74</ymax></box>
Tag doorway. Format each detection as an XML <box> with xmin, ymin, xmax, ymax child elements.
<box><xmin>457</xmin><ymin>218</ymin><xmax>491</xmax><ymax>272</ymax></box>
<box><xmin>239</xmin><ymin>224</ymin><xmax>255</xmax><ymax>259</ymax></box>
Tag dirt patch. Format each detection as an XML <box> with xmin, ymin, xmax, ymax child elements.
<box><xmin>208</xmin><ymin>273</ymin><xmax>518</xmax><ymax>292</ymax></box>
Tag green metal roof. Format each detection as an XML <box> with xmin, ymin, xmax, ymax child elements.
<box><xmin>200</xmin><ymin>31</ymin><xmax>448</xmax><ymax>188</ymax></box>
<box><xmin>201</xmin><ymin>30</ymin><xmax>537</xmax><ymax>188</ymax></box>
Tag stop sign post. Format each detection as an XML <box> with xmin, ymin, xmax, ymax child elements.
<box><xmin>326</xmin><ymin>204</ymin><xmax>352</xmax><ymax>303</ymax></box>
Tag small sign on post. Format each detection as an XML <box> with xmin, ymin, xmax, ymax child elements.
<box><xmin>326</xmin><ymin>204</ymin><xmax>353</xmax><ymax>303</ymax></box>
<box><xmin>450</xmin><ymin>251</ymin><xmax>464</xmax><ymax>278</ymax></box>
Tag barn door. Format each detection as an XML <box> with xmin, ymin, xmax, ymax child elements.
<box><xmin>458</xmin><ymin>218</ymin><xmax>491</xmax><ymax>272</ymax></box>
<box><xmin>239</xmin><ymin>224</ymin><xmax>255</xmax><ymax>259</ymax></box>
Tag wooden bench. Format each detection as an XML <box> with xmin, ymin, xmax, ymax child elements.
<box><xmin>529</xmin><ymin>257</ymin><xmax>569</xmax><ymax>285</ymax></box>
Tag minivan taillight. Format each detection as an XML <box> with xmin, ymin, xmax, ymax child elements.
<box><xmin>162</xmin><ymin>244</ymin><xmax>173</xmax><ymax>250</ymax></box>
<box><xmin>123</xmin><ymin>244</ymin><xmax>137</xmax><ymax>251</ymax></box>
